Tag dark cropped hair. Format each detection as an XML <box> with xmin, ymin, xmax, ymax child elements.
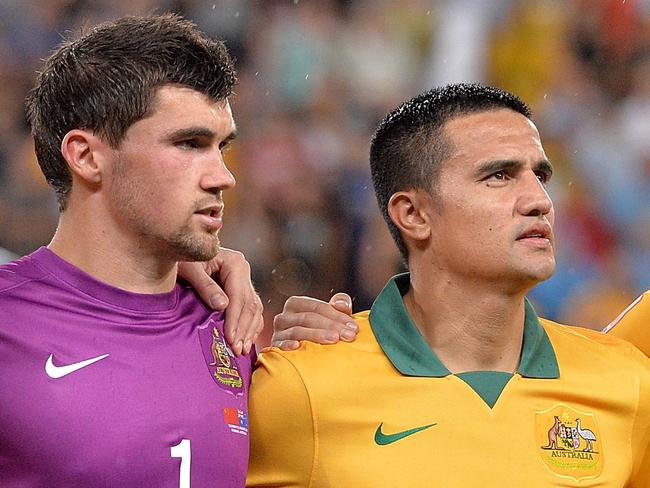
<box><xmin>369</xmin><ymin>82</ymin><xmax>531</xmax><ymax>262</ymax></box>
<box><xmin>25</xmin><ymin>13</ymin><xmax>237</xmax><ymax>210</ymax></box>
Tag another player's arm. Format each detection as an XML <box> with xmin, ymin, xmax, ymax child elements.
<box><xmin>271</xmin><ymin>293</ymin><xmax>358</xmax><ymax>350</ymax></box>
<box><xmin>178</xmin><ymin>248</ymin><xmax>263</xmax><ymax>355</ymax></box>
<box><xmin>246</xmin><ymin>351</ymin><xmax>314</xmax><ymax>487</ymax></box>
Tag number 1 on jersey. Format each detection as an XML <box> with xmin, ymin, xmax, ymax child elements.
<box><xmin>170</xmin><ymin>438</ymin><xmax>191</xmax><ymax>488</ymax></box>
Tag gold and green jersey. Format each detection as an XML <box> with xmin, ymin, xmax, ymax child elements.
<box><xmin>247</xmin><ymin>275</ymin><xmax>650</xmax><ymax>488</ymax></box>
<box><xmin>605</xmin><ymin>291</ymin><xmax>650</xmax><ymax>358</ymax></box>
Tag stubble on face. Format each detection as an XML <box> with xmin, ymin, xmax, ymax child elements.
<box><xmin>166</xmin><ymin>216</ymin><xmax>221</xmax><ymax>261</ymax></box>
<box><xmin>110</xmin><ymin>155</ymin><xmax>222</xmax><ymax>263</ymax></box>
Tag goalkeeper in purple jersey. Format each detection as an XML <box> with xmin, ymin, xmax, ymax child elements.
<box><xmin>0</xmin><ymin>14</ymin><xmax>262</xmax><ymax>487</ymax></box>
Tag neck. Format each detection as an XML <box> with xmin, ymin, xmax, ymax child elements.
<box><xmin>404</xmin><ymin>267</ymin><xmax>530</xmax><ymax>374</ymax></box>
<box><xmin>48</xmin><ymin>210</ymin><xmax>178</xmax><ymax>294</ymax></box>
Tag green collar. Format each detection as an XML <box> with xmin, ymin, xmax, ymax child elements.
<box><xmin>369</xmin><ymin>273</ymin><xmax>559</xmax><ymax>379</ymax></box>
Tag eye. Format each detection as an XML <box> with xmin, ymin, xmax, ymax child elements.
<box><xmin>176</xmin><ymin>139</ymin><xmax>201</xmax><ymax>149</ymax></box>
<box><xmin>481</xmin><ymin>169</ymin><xmax>512</xmax><ymax>187</ymax></box>
<box><xmin>483</xmin><ymin>170</ymin><xmax>510</xmax><ymax>183</ymax></box>
<box><xmin>535</xmin><ymin>170</ymin><xmax>551</xmax><ymax>185</ymax></box>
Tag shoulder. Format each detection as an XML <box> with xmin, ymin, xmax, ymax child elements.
<box><xmin>541</xmin><ymin>318</ymin><xmax>650</xmax><ymax>373</ymax></box>
<box><xmin>175</xmin><ymin>283</ymin><xmax>215</xmax><ymax>314</ymax></box>
<box><xmin>251</xmin><ymin>310</ymin><xmax>376</xmax><ymax>400</ymax></box>
<box><xmin>603</xmin><ymin>292</ymin><xmax>650</xmax><ymax>357</ymax></box>
<box><xmin>0</xmin><ymin>254</ymin><xmax>50</xmax><ymax>296</ymax></box>
<box><xmin>248</xmin><ymin>312</ymin><xmax>377</xmax><ymax>486</ymax></box>
<box><xmin>257</xmin><ymin>309</ymin><xmax>375</xmax><ymax>371</ymax></box>
<box><xmin>542</xmin><ymin>320</ymin><xmax>650</xmax><ymax>435</ymax></box>
<box><xmin>542</xmin><ymin>317</ymin><xmax>639</xmax><ymax>354</ymax></box>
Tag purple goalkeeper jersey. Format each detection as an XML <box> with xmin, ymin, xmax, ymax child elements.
<box><xmin>0</xmin><ymin>247</ymin><xmax>254</xmax><ymax>487</ymax></box>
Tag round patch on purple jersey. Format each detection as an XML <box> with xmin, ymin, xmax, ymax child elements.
<box><xmin>198</xmin><ymin>317</ymin><xmax>244</xmax><ymax>397</ymax></box>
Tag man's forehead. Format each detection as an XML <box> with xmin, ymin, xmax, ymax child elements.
<box><xmin>437</xmin><ymin>109</ymin><xmax>546</xmax><ymax>172</ymax></box>
<box><xmin>122</xmin><ymin>85</ymin><xmax>235</xmax><ymax>142</ymax></box>
<box><xmin>150</xmin><ymin>84</ymin><xmax>230</xmax><ymax>112</ymax></box>
<box><xmin>443</xmin><ymin>110</ymin><xmax>541</xmax><ymax>151</ymax></box>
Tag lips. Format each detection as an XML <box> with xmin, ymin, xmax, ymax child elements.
<box><xmin>195</xmin><ymin>205</ymin><xmax>223</xmax><ymax>219</ymax></box>
<box><xmin>194</xmin><ymin>204</ymin><xmax>224</xmax><ymax>231</ymax></box>
<box><xmin>516</xmin><ymin>223</ymin><xmax>553</xmax><ymax>247</ymax></box>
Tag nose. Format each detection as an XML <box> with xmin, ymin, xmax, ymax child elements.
<box><xmin>516</xmin><ymin>171</ymin><xmax>553</xmax><ymax>218</ymax></box>
<box><xmin>200</xmin><ymin>152</ymin><xmax>236</xmax><ymax>193</ymax></box>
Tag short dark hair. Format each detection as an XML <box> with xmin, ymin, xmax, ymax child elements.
<box><xmin>25</xmin><ymin>13</ymin><xmax>237</xmax><ymax>210</ymax></box>
<box><xmin>369</xmin><ymin>82</ymin><xmax>531</xmax><ymax>261</ymax></box>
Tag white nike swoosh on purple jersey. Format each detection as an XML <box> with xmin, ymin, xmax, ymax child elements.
<box><xmin>45</xmin><ymin>353</ymin><xmax>110</xmax><ymax>379</ymax></box>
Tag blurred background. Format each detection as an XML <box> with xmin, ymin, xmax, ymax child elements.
<box><xmin>0</xmin><ymin>0</ymin><xmax>648</xmax><ymax>341</ymax></box>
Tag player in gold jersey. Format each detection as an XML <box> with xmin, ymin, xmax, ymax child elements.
<box><xmin>247</xmin><ymin>83</ymin><xmax>650</xmax><ymax>487</ymax></box>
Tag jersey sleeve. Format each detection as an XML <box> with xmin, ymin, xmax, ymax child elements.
<box><xmin>604</xmin><ymin>292</ymin><xmax>650</xmax><ymax>357</ymax></box>
<box><xmin>629</xmin><ymin>346</ymin><xmax>650</xmax><ymax>487</ymax></box>
<box><xmin>631</xmin><ymin>447</ymin><xmax>650</xmax><ymax>487</ymax></box>
<box><xmin>246</xmin><ymin>349</ymin><xmax>314</xmax><ymax>487</ymax></box>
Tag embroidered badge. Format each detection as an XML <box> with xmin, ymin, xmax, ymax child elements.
<box><xmin>198</xmin><ymin>317</ymin><xmax>244</xmax><ymax>396</ymax></box>
<box><xmin>223</xmin><ymin>407</ymin><xmax>249</xmax><ymax>436</ymax></box>
<box><xmin>535</xmin><ymin>404</ymin><xmax>603</xmax><ymax>481</ymax></box>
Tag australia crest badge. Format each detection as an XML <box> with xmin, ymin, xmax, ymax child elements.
<box><xmin>198</xmin><ymin>316</ymin><xmax>244</xmax><ymax>396</ymax></box>
<box><xmin>535</xmin><ymin>403</ymin><xmax>603</xmax><ymax>481</ymax></box>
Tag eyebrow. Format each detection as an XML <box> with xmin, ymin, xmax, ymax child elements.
<box><xmin>474</xmin><ymin>159</ymin><xmax>554</xmax><ymax>178</ymax></box>
<box><xmin>164</xmin><ymin>126</ymin><xmax>238</xmax><ymax>146</ymax></box>
<box><xmin>165</xmin><ymin>126</ymin><xmax>216</xmax><ymax>140</ymax></box>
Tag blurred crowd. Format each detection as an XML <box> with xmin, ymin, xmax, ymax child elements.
<box><xmin>1</xmin><ymin>0</ymin><xmax>648</xmax><ymax>338</ymax></box>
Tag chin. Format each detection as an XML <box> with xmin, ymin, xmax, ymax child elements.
<box><xmin>170</xmin><ymin>233</ymin><xmax>221</xmax><ymax>262</ymax></box>
<box><xmin>504</xmin><ymin>259</ymin><xmax>556</xmax><ymax>291</ymax></box>
<box><xmin>183</xmin><ymin>247</ymin><xmax>220</xmax><ymax>262</ymax></box>
<box><xmin>525</xmin><ymin>263</ymin><xmax>556</xmax><ymax>285</ymax></box>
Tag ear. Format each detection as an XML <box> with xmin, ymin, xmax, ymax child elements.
<box><xmin>387</xmin><ymin>189</ymin><xmax>433</xmax><ymax>244</ymax></box>
<box><xmin>60</xmin><ymin>129</ymin><xmax>107</xmax><ymax>184</ymax></box>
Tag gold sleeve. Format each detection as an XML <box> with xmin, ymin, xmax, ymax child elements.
<box><xmin>629</xmin><ymin>346</ymin><xmax>650</xmax><ymax>487</ymax></box>
<box><xmin>246</xmin><ymin>349</ymin><xmax>315</xmax><ymax>487</ymax></box>
<box><xmin>605</xmin><ymin>292</ymin><xmax>650</xmax><ymax>358</ymax></box>
<box><xmin>631</xmin><ymin>449</ymin><xmax>650</xmax><ymax>487</ymax></box>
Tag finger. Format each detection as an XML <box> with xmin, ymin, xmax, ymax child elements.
<box><xmin>329</xmin><ymin>292</ymin><xmax>353</xmax><ymax>315</ymax></box>
<box><xmin>283</xmin><ymin>295</ymin><xmax>330</xmax><ymax>313</ymax></box>
<box><xmin>244</xmin><ymin>314</ymin><xmax>265</xmax><ymax>355</ymax></box>
<box><xmin>224</xmin><ymin>295</ymin><xmax>245</xmax><ymax>355</ymax></box>
<box><xmin>177</xmin><ymin>261</ymin><xmax>229</xmax><ymax>310</ymax></box>
<box><xmin>224</xmin><ymin>299</ymin><xmax>246</xmax><ymax>356</ymax></box>
<box><xmin>282</xmin><ymin>297</ymin><xmax>356</xmax><ymax>329</ymax></box>
<box><xmin>214</xmin><ymin>249</ymin><xmax>260</xmax><ymax>354</ymax></box>
<box><xmin>275</xmin><ymin>308</ymin><xmax>358</xmax><ymax>343</ymax></box>
<box><xmin>225</xmin><ymin>292</ymin><xmax>264</xmax><ymax>355</ymax></box>
<box><xmin>273</xmin><ymin>339</ymin><xmax>300</xmax><ymax>351</ymax></box>
<box><xmin>229</xmin><ymin>336</ymin><xmax>244</xmax><ymax>357</ymax></box>
<box><xmin>239</xmin><ymin>296</ymin><xmax>264</xmax><ymax>355</ymax></box>
<box><xmin>272</xmin><ymin>326</ymin><xmax>340</xmax><ymax>346</ymax></box>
